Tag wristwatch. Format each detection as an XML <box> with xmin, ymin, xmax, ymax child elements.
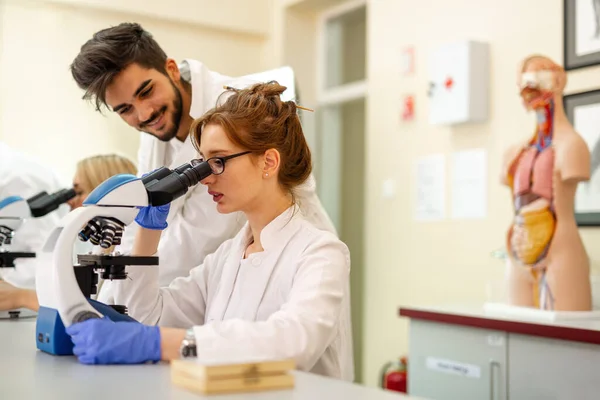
<box><xmin>179</xmin><ymin>328</ymin><xmax>197</xmax><ymax>358</ymax></box>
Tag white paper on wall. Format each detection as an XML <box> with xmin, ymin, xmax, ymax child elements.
<box><xmin>451</xmin><ymin>149</ymin><xmax>487</xmax><ymax>219</ymax></box>
<box><xmin>415</xmin><ymin>154</ymin><xmax>446</xmax><ymax>221</ymax></box>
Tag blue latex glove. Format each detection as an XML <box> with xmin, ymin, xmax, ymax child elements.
<box><xmin>66</xmin><ymin>316</ymin><xmax>161</xmax><ymax>365</ymax></box>
<box><xmin>134</xmin><ymin>169</ymin><xmax>171</xmax><ymax>230</ymax></box>
<box><xmin>134</xmin><ymin>203</ymin><xmax>170</xmax><ymax>230</ymax></box>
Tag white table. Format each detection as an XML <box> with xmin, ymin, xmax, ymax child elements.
<box><xmin>1</xmin><ymin>319</ymin><xmax>416</xmax><ymax>399</ymax></box>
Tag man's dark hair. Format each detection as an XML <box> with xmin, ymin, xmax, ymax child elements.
<box><xmin>70</xmin><ymin>22</ymin><xmax>168</xmax><ymax>112</ymax></box>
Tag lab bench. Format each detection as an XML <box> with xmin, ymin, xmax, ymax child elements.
<box><xmin>0</xmin><ymin>318</ymin><xmax>419</xmax><ymax>400</ymax></box>
<box><xmin>399</xmin><ymin>304</ymin><xmax>600</xmax><ymax>400</ymax></box>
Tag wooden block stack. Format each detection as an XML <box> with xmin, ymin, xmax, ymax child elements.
<box><xmin>171</xmin><ymin>358</ymin><xmax>295</xmax><ymax>395</ymax></box>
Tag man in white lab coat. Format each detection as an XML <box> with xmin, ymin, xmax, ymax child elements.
<box><xmin>70</xmin><ymin>23</ymin><xmax>336</xmax><ymax>295</ymax></box>
<box><xmin>0</xmin><ymin>141</ymin><xmax>67</xmax><ymax>289</ymax></box>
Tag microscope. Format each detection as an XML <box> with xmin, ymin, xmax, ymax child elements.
<box><xmin>0</xmin><ymin>188</ymin><xmax>75</xmax><ymax>268</ymax></box>
<box><xmin>36</xmin><ymin>159</ymin><xmax>213</xmax><ymax>355</ymax></box>
<box><xmin>0</xmin><ymin>188</ymin><xmax>75</xmax><ymax>319</ymax></box>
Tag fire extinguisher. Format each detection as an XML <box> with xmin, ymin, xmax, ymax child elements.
<box><xmin>380</xmin><ymin>356</ymin><xmax>408</xmax><ymax>393</ymax></box>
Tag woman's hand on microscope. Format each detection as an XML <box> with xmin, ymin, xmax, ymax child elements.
<box><xmin>134</xmin><ymin>203</ymin><xmax>171</xmax><ymax>230</ymax></box>
<box><xmin>134</xmin><ymin>169</ymin><xmax>172</xmax><ymax>231</ymax></box>
<box><xmin>0</xmin><ymin>281</ymin><xmax>39</xmax><ymax>311</ymax></box>
<box><xmin>66</xmin><ymin>316</ymin><xmax>161</xmax><ymax>364</ymax></box>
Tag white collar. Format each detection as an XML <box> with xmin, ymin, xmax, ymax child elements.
<box><xmin>178</xmin><ymin>59</ymin><xmax>204</xmax><ymax>120</ymax></box>
<box><xmin>179</xmin><ymin>59</ymin><xmax>192</xmax><ymax>83</ymax></box>
<box><xmin>241</xmin><ymin>205</ymin><xmax>302</xmax><ymax>251</ymax></box>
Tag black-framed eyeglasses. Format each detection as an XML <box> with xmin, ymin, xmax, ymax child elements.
<box><xmin>191</xmin><ymin>151</ymin><xmax>252</xmax><ymax>175</ymax></box>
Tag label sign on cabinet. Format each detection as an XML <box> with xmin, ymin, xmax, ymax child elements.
<box><xmin>486</xmin><ymin>334</ymin><xmax>505</xmax><ymax>347</ymax></box>
<box><xmin>425</xmin><ymin>357</ymin><xmax>481</xmax><ymax>379</ymax></box>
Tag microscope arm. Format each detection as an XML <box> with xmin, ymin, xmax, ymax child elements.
<box><xmin>47</xmin><ymin>205</ymin><xmax>139</xmax><ymax>326</ymax></box>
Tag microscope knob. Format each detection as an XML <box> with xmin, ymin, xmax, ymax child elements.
<box><xmin>72</xmin><ymin>310</ymin><xmax>101</xmax><ymax>323</ymax></box>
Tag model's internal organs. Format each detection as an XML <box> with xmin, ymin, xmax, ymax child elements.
<box><xmin>507</xmin><ymin>136</ymin><xmax>556</xmax><ymax>309</ymax></box>
<box><xmin>509</xmin><ymin>146</ymin><xmax>556</xmax><ymax>266</ymax></box>
<box><xmin>510</xmin><ymin>205</ymin><xmax>555</xmax><ymax>265</ymax></box>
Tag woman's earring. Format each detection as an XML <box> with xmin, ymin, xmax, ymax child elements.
<box><xmin>265</xmin><ymin>173</ymin><xmax>269</xmax><ymax>177</ymax></box>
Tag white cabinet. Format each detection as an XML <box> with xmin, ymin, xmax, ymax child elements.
<box><xmin>408</xmin><ymin>320</ymin><xmax>507</xmax><ymax>400</ymax></box>
<box><xmin>508</xmin><ymin>334</ymin><xmax>600</xmax><ymax>400</ymax></box>
<box><xmin>428</xmin><ymin>40</ymin><xmax>490</xmax><ymax>125</ymax></box>
<box><xmin>407</xmin><ymin>320</ymin><xmax>600</xmax><ymax>400</ymax></box>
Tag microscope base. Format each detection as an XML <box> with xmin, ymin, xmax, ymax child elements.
<box><xmin>36</xmin><ymin>307</ymin><xmax>73</xmax><ymax>355</ymax></box>
<box><xmin>35</xmin><ymin>300</ymin><xmax>138</xmax><ymax>356</ymax></box>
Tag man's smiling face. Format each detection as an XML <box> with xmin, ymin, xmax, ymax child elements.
<box><xmin>105</xmin><ymin>63</ymin><xmax>183</xmax><ymax>142</ymax></box>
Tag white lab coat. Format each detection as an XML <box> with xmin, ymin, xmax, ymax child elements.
<box><xmin>0</xmin><ymin>142</ymin><xmax>68</xmax><ymax>289</ymax></box>
<box><xmin>99</xmin><ymin>59</ymin><xmax>336</xmax><ymax>302</ymax></box>
<box><xmin>112</xmin><ymin>206</ymin><xmax>354</xmax><ymax>381</ymax></box>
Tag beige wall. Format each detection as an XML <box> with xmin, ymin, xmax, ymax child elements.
<box><xmin>40</xmin><ymin>0</ymin><xmax>272</xmax><ymax>36</ymax></box>
<box><xmin>272</xmin><ymin>4</ymin><xmax>319</xmax><ymax>152</ymax></box>
<box><xmin>0</xmin><ymin>0</ymin><xmax>272</xmax><ymax>182</ymax></box>
<box><xmin>363</xmin><ymin>0</ymin><xmax>600</xmax><ymax>387</ymax></box>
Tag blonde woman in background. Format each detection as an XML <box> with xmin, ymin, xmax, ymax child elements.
<box><xmin>0</xmin><ymin>153</ymin><xmax>137</xmax><ymax>312</ymax></box>
<box><xmin>68</xmin><ymin>154</ymin><xmax>138</xmax><ymax>210</ymax></box>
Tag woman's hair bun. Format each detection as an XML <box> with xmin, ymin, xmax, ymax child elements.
<box><xmin>249</xmin><ymin>81</ymin><xmax>287</xmax><ymax>98</ymax></box>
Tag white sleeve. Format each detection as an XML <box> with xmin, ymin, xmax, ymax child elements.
<box><xmin>192</xmin><ymin>238</ymin><xmax>350</xmax><ymax>372</ymax></box>
<box><xmin>111</xmin><ymin>243</ymin><xmax>228</xmax><ymax>328</ymax></box>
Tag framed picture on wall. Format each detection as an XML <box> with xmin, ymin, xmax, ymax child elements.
<box><xmin>564</xmin><ymin>0</ymin><xmax>600</xmax><ymax>70</ymax></box>
<box><xmin>564</xmin><ymin>89</ymin><xmax>600</xmax><ymax>226</ymax></box>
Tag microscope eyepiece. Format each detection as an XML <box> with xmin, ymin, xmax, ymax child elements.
<box><xmin>28</xmin><ymin>188</ymin><xmax>77</xmax><ymax>218</ymax></box>
<box><xmin>54</xmin><ymin>188</ymin><xmax>77</xmax><ymax>203</ymax></box>
<box><xmin>180</xmin><ymin>160</ymin><xmax>213</xmax><ymax>187</ymax></box>
<box><xmin>144</xmin><ymin>160</ymin><xmax>214</xmax><ymax>206</ymax></box>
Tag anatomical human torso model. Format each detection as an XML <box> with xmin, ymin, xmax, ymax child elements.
<box><xmin>501</xmin><ymin>55</ymin><xmax>592</xmax><ymax>311</ymax></box>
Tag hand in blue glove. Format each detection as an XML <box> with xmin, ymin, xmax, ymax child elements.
<box><xmin>134</xmin><ymin>169</ymin><xmax>171</xmax><ymax>230</ymax></box>
<box><xmin>134</xmin><ymin>203</ymin><xmax>170</xmax><ymax>230</ymax></box>
<box><xmin>66</xmin><ymin>316</ymin><xmax>161</xmax><ymax>365</ymax></box>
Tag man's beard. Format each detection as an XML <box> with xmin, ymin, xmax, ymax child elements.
<box><xmin>142</xmin><ymin>80</ymin><xmax>184</xmax><ymax>142</ymax></box>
